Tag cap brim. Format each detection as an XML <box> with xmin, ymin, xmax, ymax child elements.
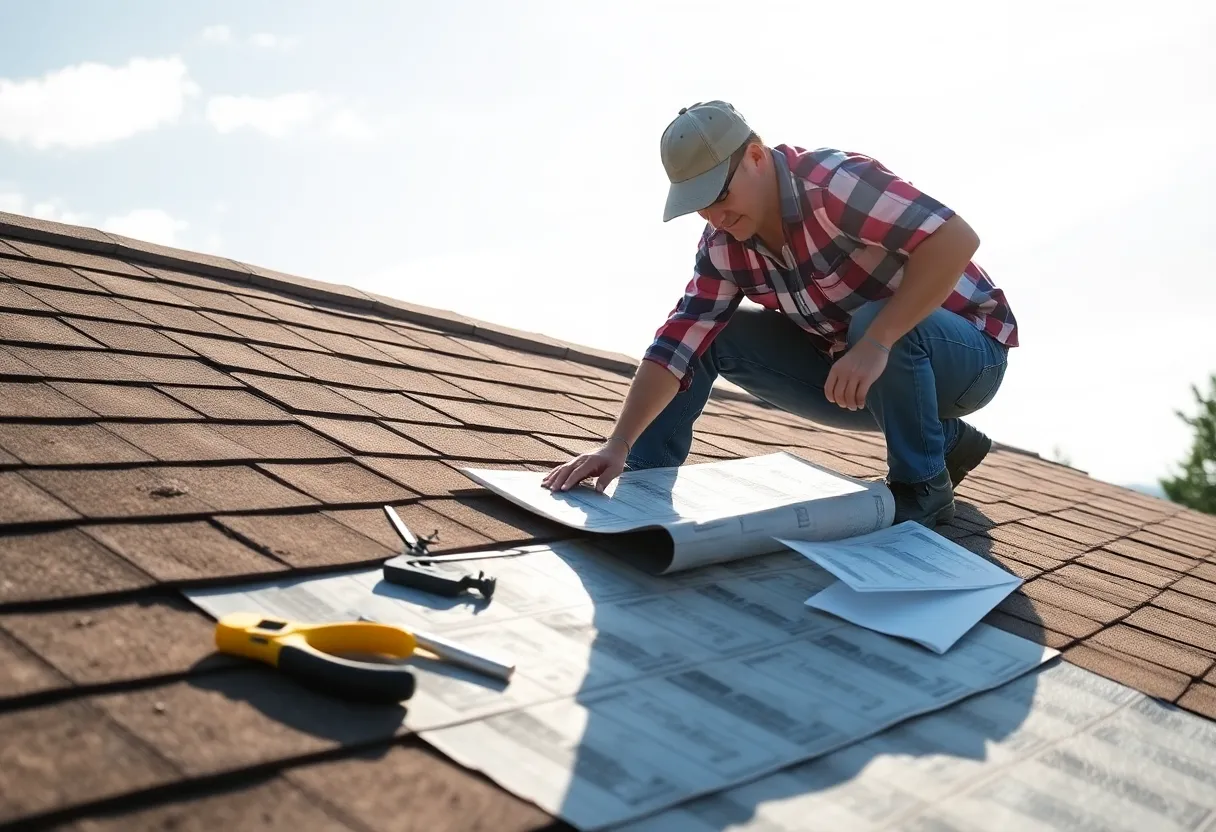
<box><xmin>662</xmin><ymin>155</ymin><xmax>730</xmax><ymax>222</ymax></box>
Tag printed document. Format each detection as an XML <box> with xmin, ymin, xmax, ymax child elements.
<box><xmin>778</xmin><ymin>522</ymin><xmax>1023</xmax><ymax>653</ymax></box>
<box><xmin>463</xmin><ymin>451</ymin><xmax>895</xmax><ymax>573</ymax></box>
<box><xmin>183</xmin><ymin>537</ymin><xmax>1056</xmax><ymax>830</ymax></box>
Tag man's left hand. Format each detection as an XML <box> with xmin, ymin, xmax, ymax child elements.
<box><xmin>825</xmin><ymin>337</ymin><xmax>889</xmax><ymax>410</ymax></box>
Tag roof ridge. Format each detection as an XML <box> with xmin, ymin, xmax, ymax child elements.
<box><xmin>0</xmin><ymin>210</ymin><xmax>640</xmax><ymax>376</ymax></box>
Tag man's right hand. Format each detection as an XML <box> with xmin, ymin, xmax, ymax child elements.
<box><xmin>541</xmin><ymin>437</ymin><xmax>630</xmax><ymax>493</ymax></box>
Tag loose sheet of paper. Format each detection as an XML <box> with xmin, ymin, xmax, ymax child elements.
<box><xmin>778</xmin><ymin>522</ymin><xmax>1022</xmax><ymax>654</ymax></box>
<box><xmin>617</xmin><ymin>660</ymin><xmax>1216</xmax><ymax>832</ymax></box>
<box><xmin>184</xmin><ymin>537</ymin><xmax>1055</xmax><ymax>831</ymax></box>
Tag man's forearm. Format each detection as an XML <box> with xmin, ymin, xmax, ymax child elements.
<box><xmin>863</xmin><ymin>214</ymin><xmax>981</xmax><ymax>348</ymax></box>
<box><xmin>606</xmin><ymin>359</ymin><xmax>681</xmax><ymax>451</ymax></box>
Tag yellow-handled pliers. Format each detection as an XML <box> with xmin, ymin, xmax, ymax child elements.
<box><xmin>215</xmin><ymin>612</ymin><xmax>417</xmax><ymax>703</ymax></box>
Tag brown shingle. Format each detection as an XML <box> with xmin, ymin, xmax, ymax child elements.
<box><xmin>1</xmin><ymin>596</ymin><xmax>227</xmax><ymax>685</ymax></box>
<box><xmin>160</xmin><ymin>385</ymin><xmax>291</xmax><ymax>421</ymax></box>
<box><xmin>1076</xmin><ymin>549</ymin><xmax>1179</xmax><ymax>588</ymax></box>
<box><xmin>1172</xmin><ymin>576</ymin><xmax>1216</xmax><ymax>604</ymax></box>
<box><xmin>1064</xmin><ymin>643</ymin><xmax>1190</xmax><ymax>701</ymax></box>
<box><xmin>20</xmin><ymin>283</ymin><xmax>154</xmax><ymax>324</ymax></box>
<box><xmin>951</xmin><ymin>500</ymin><xmax>1034</xmax><ymax>529</ymax></box>
<box><xmin>211</xmin><ymin>423</ymin><xmax>347</xmax><ymax>459</ymax></box>
<box><xmin>391</xmin><ymin>423</ymin><xmax>521</xmax><ymax>460</ymax></box>
<box><xmin>95</xmin><ymin>422</ymin><xmax>257</xmax><ymax>463</ymax></box>
<box><xmin>429</xmin><ymin>496</ymin><xmax>569</xmax><ymax>544</ymax></box>
<box><xmin>0</xmin><ymin>381</ymin><xmax>96</xmax><ymax>417</ymax></box>
<box><xmin>955</xmin><ymin>534</ymin><xmax>1063</xmax><ymax>573</ymax></box>
<box><xmin>3</xmin><ymin>345</ymin><xmax>151</xmax><ymax>382</ymax></box>
<box><xmin>364</xmin><ymin>364</ymin><xmax>472</xmax><ymax>398</ymax></box>
<box><xmin>0</xmin><ymin>529</ymin><xmax>152</xmax><ymax>603</ymax></box>
<box><xmin>995</xmin><ymin>590</ymin><xmax>1102</xmax><ymax>639</ymax></box>
<box><xmin>217</xmin><ymin>512</ymin><xmax>394</xmax><ymax>568</ymax></box>
<box><xmin>257</xmin><ymin>461</ymin><xmax>416</xmax><ymax>504</ymax></box>
<box><xmin>1130</xmin><ymin>529</ymin><xmax>1212</xmax><ymax>560</ymax></box>
<box><xmin>1020</xmin><ymin>514</ymin><xmax>1120</xmax><ymax>548</ymax></box>
<box><xmin>1045</xmin><ymin>563</ymin><xmax>1157</xmax><ymax>608</ymax></box>
<box><xmin>257</xmin><ymin>345</ymin><xmax>396</xmax><ymax>389</ymax></box>
<box><xmin>1104</xmin><ymin>537</ymin><xmax>1198</xmax><ymax>572</ymax></box>
<box><xmin>1090</xmin><ymin>624</ymin><xmax>1214</xmax><ymax>677</ymax></box>
<box><xmin>285</xmin><ymin>742</ymin><xmax>556</xmax><ymax>832</ymax></box>
<box><xmin>410</xmin><ymin>395</ymin><xmax>530</xmax><ymax>431</ymax></box>
<box><xmin>986</xmin><ymin>522</ymin><xmax>1089</xmax><ymax>559</ymax></box>
<box><xmin>478</xmin><ymin>432</ymin><xmax>570</xmax><ymax>464</ymax></box>
<box><xmin>1177</xmin><ymin>683</ymin><xmax>1216</xmax><ymax>719</ymax></box>
<box><xmin>0</xmin><ymin>629</ymin><xmax>66</xmax><ymax>700</ymax></box>
<box><xmin>0</xmin><ymin>422</ymin><xmax>152</xmax><ymax>465</ymax></box>
<box><xmin>1154</xmin><ymin>590</ymin><xmax>1216</xmax><ymax>628</ymax></box>
<box><xmin>1004</xmin><ymin>491</ymin><xmax>1077</xmax><ymax>514</ymax></box>
<box><xmin>85</xmin><ymin>520</ymin><xmax>284</xmax><ymax>582</ymax></box>
<box><xmin>164</xmin><ymin>331</ymin><xmax>303</xmax><ymax>375</ymax></box>
<box><xmin>68</xmin><ymin>776</ymin><xmax>354</xmax><ymax>832</ymax></box>
<box><xmin>326</xmin><ymin>503</ymin><xmax>490</xmax><ymax>553</ymax></box>
<box><xmin>1051</xmin><ymin>507</ymin><xmax>1139</xmax><ymax>537</ymax></box>
<box><xmin>200</xmin><ymin>312</ymin><xmax>321</xmax><ymax>349</ymax></box>
<box><xmin>0</xmin><ymin>310</ymin><xmax>103</xmax><ymax>348</ymax></box>
<box><xmin>234</xmin><ymin>373</ymin><xmax>377</xmax><ymax>416</ymax></box>
<box><xmin>79</xmin><ymin>269</ymin><xmax>195</xmax><ymax>307</ymax></box>
<box><xmin>24</xmin><ymin>465</ymin><xmax>316</xmax><ymax>518</ymax></box>
<box><xmin>5</xmin><ymin>239</ymin><xmax>149</xmax><ymax>277</ymax></box>
<box><xmin>82</xmin><ymin>301</ymin><xmax>220</xmax><ymax>350</ymax></box>
<box><xmin>113</xmin><ymin>297</ymin><xmax>241</xmax><ymax>337</ymax></box>
<box><xmin>93</xmin><ymin>669</ymin><xmax>408</xmax><ymax>776</ymax></box>
<box><xmin>285</xmin><ymin>325</ymin><xmax>397</xmax><ymax>362</ymax></box>
<box><xmin>1085</xmin><ymin>495</ymin><xmax>1173</xmax><ymax>524</ymax></box>
<box><xmin>300</xmin><ymin>415</ymin><xmax>434</xmax><ymax>456</ymax></box>
<box><xmin>1126</xmin><ymin>606</ymin><xmax>1216</xmax><ymax>653</ymax></box>
<box><xmin>159</xmin><ymin>283</ymin><xmax>267</xmax><ymax>317</ymax></box>
<box><xmin>0</xmin><ymin>280</ymin><xmax>55</xmax><ymax>313</ymax></box>
<box><xmin>0</xmin><ymin>471</ymin><xmax>81</xmax><ymax>524</ymax></box>
<box><xmin>329</xmin><ymin>387</ymin><xmax>458</xmax><ymax>424</ymax></box>
<box><xmin>51</xmin><ymin>382</ymin><xmax>200</xmax><ymax>419</ymax></box>
<box><xmin>110</xmin><ymin>353</ymin><xmax>241</xmax><ymax>387</ymax></box>
<box><xmin>1018</xmin><ymin>577</ymin><xmax>1128</xmax><ymax>623</ymax></box>
<box><xmin>0</xmin><ymin>700</ymin><xmax>174</xmax><ymax>824</ymax></box>
<box><xmin>0</xmin><ymin>257</ymin><xmax>108</xmax><ymax>291</ymax></box>
<box><xmin>356</xmin><ymin>457</ymin><xmax>484</xmax><ymax>497</ymax></box>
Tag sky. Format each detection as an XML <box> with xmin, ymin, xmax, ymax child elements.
<box><xmin>0</xmin><ymin>0</ymin><xmax>1213</xmax><ymax>491</ymax></box>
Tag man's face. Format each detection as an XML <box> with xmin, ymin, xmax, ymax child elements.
<box><xmin>696</xmin><ymin>143</ymin><xmax>764</xmax><ymax>241</ymax></box>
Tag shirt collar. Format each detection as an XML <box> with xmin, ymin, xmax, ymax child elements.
<box><xmin>770</xmin><ymin>146</ymin><xmax>804</xmax><ymax>225</ymax></box>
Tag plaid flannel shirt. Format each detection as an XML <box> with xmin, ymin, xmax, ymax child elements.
<box><xmin>644</xmin><ymin>144</ymin><xmax>1018</xmax><ymax>391</ymax></box>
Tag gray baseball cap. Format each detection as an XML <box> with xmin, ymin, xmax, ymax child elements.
<box><xmin>659</xmin><ymin>100</ymin><xmax>753</xmax><ymax>222</ymax></box>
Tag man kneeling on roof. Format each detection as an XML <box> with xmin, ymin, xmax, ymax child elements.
<box><xmin>543</xmin><ymin>100</ymin><xmax>1017</xmax><ymax>528</ymax></box>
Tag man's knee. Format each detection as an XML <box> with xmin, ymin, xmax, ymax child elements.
<box><xmin>846</xmin><ymin>300</ymin><xmax>888</xmax><ymax>346</ymax></box>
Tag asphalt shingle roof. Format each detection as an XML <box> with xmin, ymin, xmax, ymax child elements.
<box><xmin>2</xmin><ymin>209</ymin><xmax>1216</xmax><ymax>830</ymax></box>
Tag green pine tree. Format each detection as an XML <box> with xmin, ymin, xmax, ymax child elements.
<box><xmin>1160</xmin><ymin>373</ymin><xmax>1216</xmax><ymax>515</ymax></box>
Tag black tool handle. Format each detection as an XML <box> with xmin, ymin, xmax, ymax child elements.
<box><xmin>278</xmin><ymin>643</ymin><xmax>416</xmax><ymax>703</ymax></box>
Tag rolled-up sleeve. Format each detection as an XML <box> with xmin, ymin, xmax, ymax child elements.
<box><xmin>642</xmin><ymin>247</ymin><xmax>742</xmax><ymax>391</ymax></box>
<box><xmin>817</xmin><ymin>153</ymin><xmax>956</xmax><ymax>257</ymax></box>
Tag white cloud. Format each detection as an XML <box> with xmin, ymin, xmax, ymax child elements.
<box><xmin>0</xmin><ymin>57</ymin><xmax>198</xmax><ymax>150</ymax></box>
<box><xmin>0</xmin><ymin>191</ymin><xmax>188</xmax><ymax>246</ymax></box>
<box><xmin>201</xmin><ymin>25</ymin><xmax>233</xmax><ymax>44</ymax></box>
<box><xmin>102</xmin><ymin>208</ymin><xmax>188</xmax><ymax>246</ymax></box>
<box><xmin>249</xmin><ymin>33</ymin><xmax>297</xmax><ymax>49</ymax></box>
<box><xmin>206</xmin><ymin>92</ymin><xmax>382</xmax><ymax>141</ymax></box>
<box><xmin>206</xmin><ymin>92</ymin><xmax>326</xmax><ymax>138</ymax></box>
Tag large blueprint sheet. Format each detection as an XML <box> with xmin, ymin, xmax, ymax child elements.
<box><xmin>185</xmin><ymin>539</ymin><xmax>1056</xmax><ymax>830</ymax></box>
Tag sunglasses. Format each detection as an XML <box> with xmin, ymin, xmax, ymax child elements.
<box><xmin>709</xmin><ymin>146</ymin><xmax>747</xmax><ymax>206</ymax></box>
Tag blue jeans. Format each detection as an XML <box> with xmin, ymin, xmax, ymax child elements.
<box><xmin>628</xmin><ymin>300</ymin><xmax>1009</xmax><ymax>484</ymax></box>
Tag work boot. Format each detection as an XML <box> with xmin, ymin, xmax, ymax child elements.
<box><xmin>946</xmin><ymin>421</ymin><xmax>992</xmax><ymax>487</ymax></box>
<box><xmin>890</xmin><ymin>469</ymin><xmax>955</xmax><ymax>527</ymax></box>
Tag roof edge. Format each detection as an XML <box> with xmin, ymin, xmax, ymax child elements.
<box><xmin>0</xmin><ymin>211</ymin><xmax>642</xmax><ymax>376</ymax></box>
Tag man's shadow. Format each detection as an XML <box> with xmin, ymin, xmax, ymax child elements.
<box><xmin>527</xmin><ymin>487</ymin><xmax>1049</xmax><ymax>831</ymax></box>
